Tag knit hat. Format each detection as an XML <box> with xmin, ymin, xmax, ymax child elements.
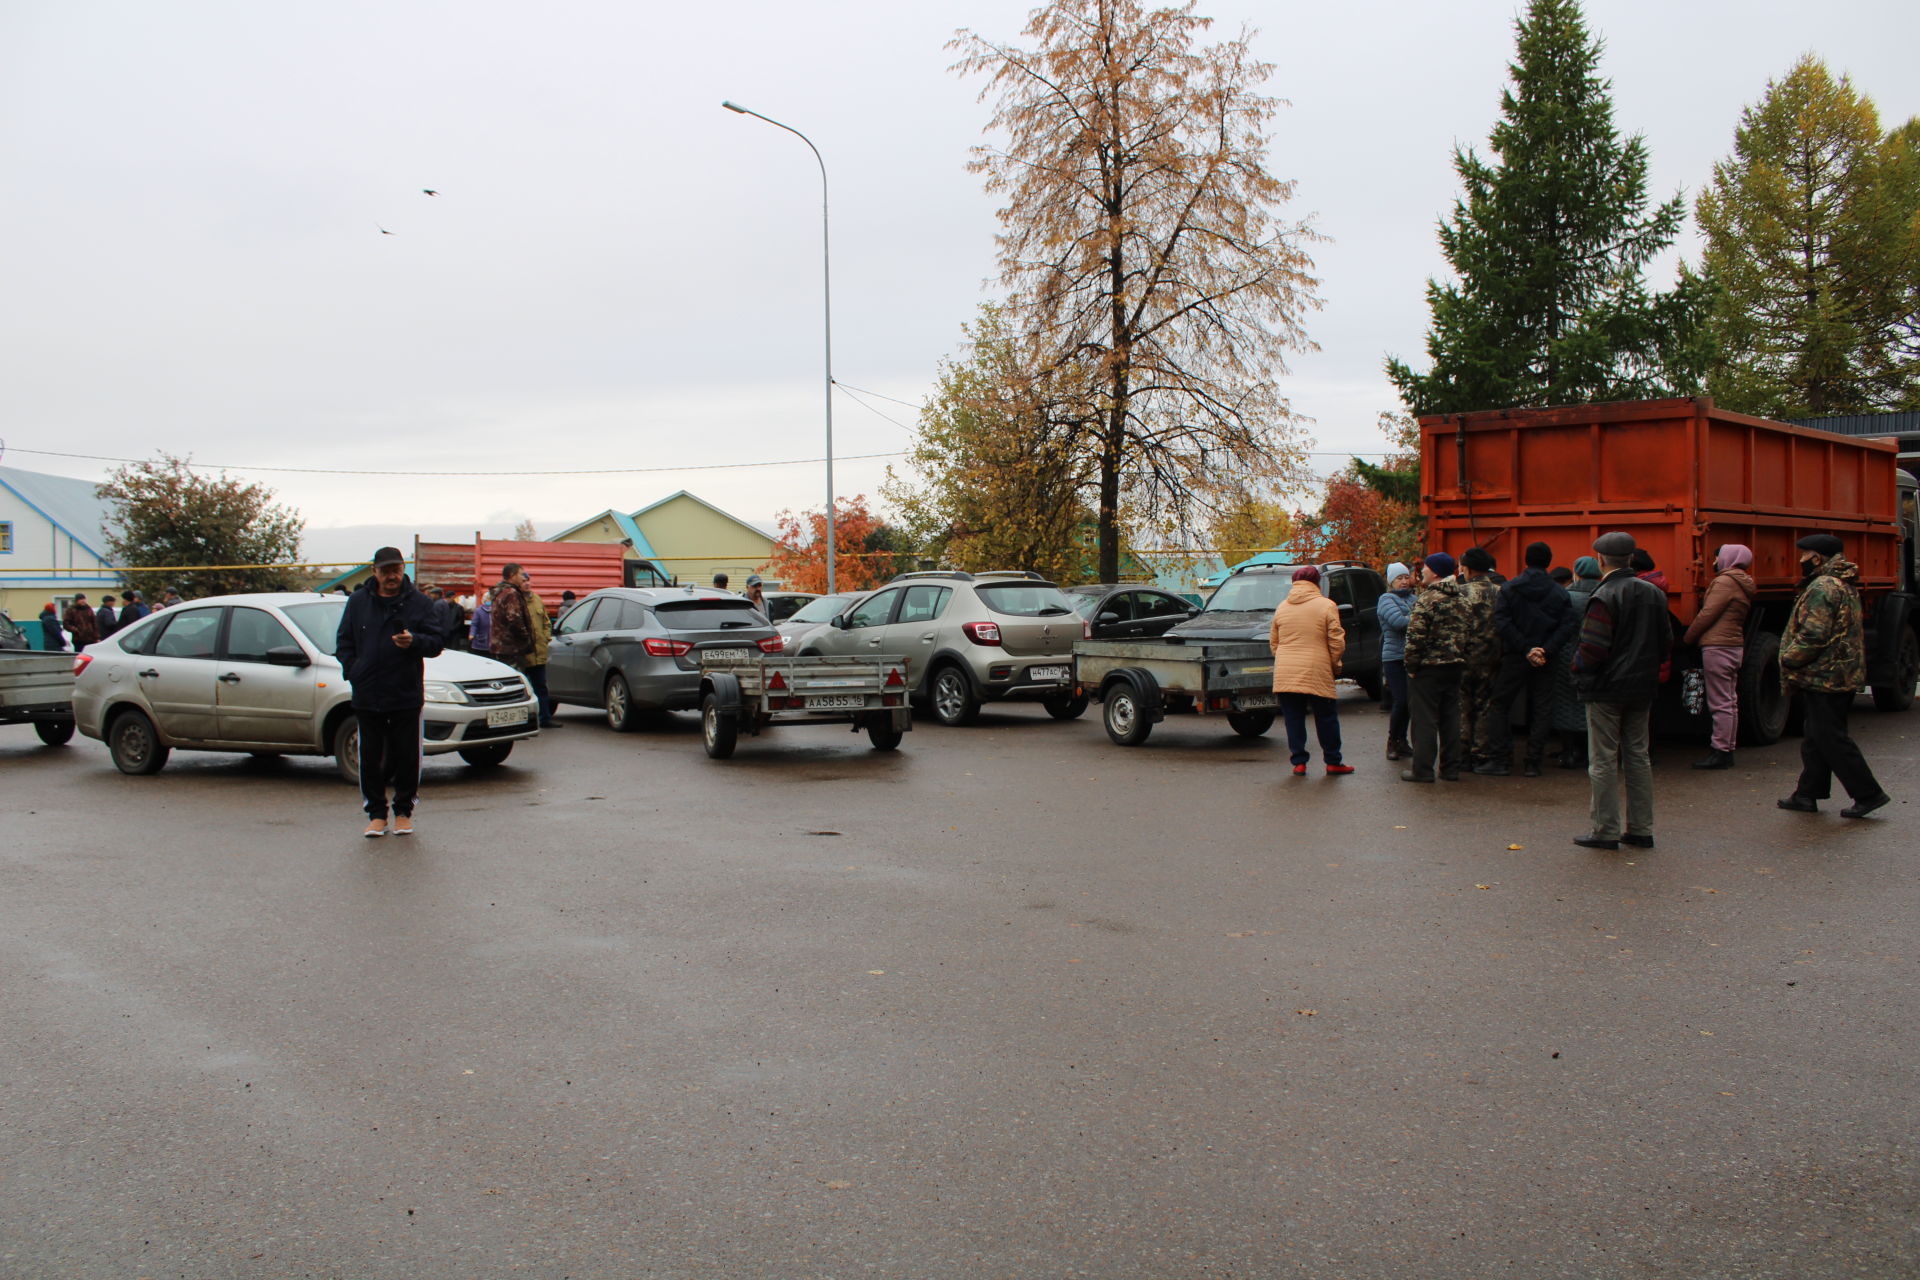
<box><xmin>1573</xmin><ymin>555</ymin><xmax>1601</xmax><ymax>579</ymax></box>
<box><xmin>1460</xmin><ymin>546</ymin><xmax>1495</xmax><ymax>573</ymax></box>
<box><xmin>1291</xmin><ymin>565</ymin><xmax>1321</xmax><ymax>584</ymax></box>
<box><xmin>1796</xmin><ymin>533</ymin><xmax>1843</xmax><ymax>557</ymax></box>
<box><xmin>1524</xmin><ymin>541</ymin><xmax>1552</xmax><ymax>569</ymax></box>
<box><xmin>1424</xmin><ymin>552</ymin><xmax>1457</xmax><ymax>578</ymax></box>
<box><xmin>1385</xmin><ymin>561</ymin><xmax>1410</xmax><ymax>583</ymax></box>
<box><xmin>1592</xmin><ymin>531</ymin><xmax>1636</xmax><ymax>556</ymax></box>
<box><xmin>1715</xmin><ymin>544</ymin><xmax>1753</xmax><ymax>572</ymax></box>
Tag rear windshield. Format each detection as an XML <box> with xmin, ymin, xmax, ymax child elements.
<box><xmin>975</xmin><ymin>584</ymin><xmax>1076</xmax><ymax>618</ymax></box>
<box><xmin>787</xmin><ymin>594</ymin><xmax>852</xmax><ymax>625</ymax></box>
<box><xmin>653</xmin><ymin>601</ymin><xmax>767</xmax><ymax>631</ymax></box>
<box><xmin>284</xmin><ymin>600</ymin><xmax>348</xmax><ymax>655</ymax></box>
<box><xmin>1204</xmin><ymin>574</ymin><xmax>1291</xmax><ymax>613</ymax></box>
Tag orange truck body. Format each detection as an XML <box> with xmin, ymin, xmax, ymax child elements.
<box><xmin>411</xmin><ymin>537</ymin><xmax>631</xmax><ymax>613</ymax></box>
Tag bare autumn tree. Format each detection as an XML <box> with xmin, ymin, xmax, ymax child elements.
<box><xmin>953</xmin><ymin>0</ymin><xmax>1321</xmax><ymax>582</ymax></box>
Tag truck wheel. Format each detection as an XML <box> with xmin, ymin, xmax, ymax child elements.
<box><xmin>701</xmin><ymin>693</ymin><xmax>738</xmax><ymax>759</ymax></box>
<box><xmin>1043</xmin><ymin>692</ymin><xmax>1088</xmax><ymax>720</ymax></box>
<box><xmin>459</xmin><ymin>743</ymin><xmax>512</xmax><ymax>769</ymax></box>
<box><xmin>865</xmin><ymin>716</ymin><xmax>904</xmax><ymax>751</ymax></box>
<box><xmin>108</xmin><ymin>708</ymin><xmax>169</xmax><ymax>776</ymax></box>
<box><xmin>1227</xmin><ymin>710</ymin><xmax>1275</xmax><ymax>738</ymax></box>
<box><xmin>1737</xmin><ymin>632</ymin><xmax>1790</xmax><ymax>746</ymax></box>
<box><xmin>332</xmin><ymin>715</ymin><xmax>361</xmax><ymax>783</ymax></box>
<box><xmin>929</xmin><ymin>665</ymin><xmax>980</xmax><ymax>727</ymax></box>
<box><xmin>1356</xmin><ymin>669</ymin><xmax>1384</xmax><ymax>701</ymax></box>
<box><xmin>605</xmin><ymin>673</ymin><xmax>635</xmax><ymax>732</ymax></box>
<box><xmin>1872</xmin><ymin>627</ymin><xmax>1919</xmax><ymax>712</ymax></box>
<box><xmin>1103</xmin><ymin>683</ymin><xmax>1153</xmax><ymax>747</ymax></box>
<box><xmin>34</xmin><ymin>717</ymin><xmax>75</xmax><ymax>747</ymax></box>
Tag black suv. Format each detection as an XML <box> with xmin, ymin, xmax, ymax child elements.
<box><xmin>1163</xmin><ymin>561</ymin><xmax>1386</xmax><ymax>699</ymax></box>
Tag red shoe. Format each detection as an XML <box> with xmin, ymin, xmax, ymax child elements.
<box><xmin>1291</xmin><ymin>763</ymin><xmax>1307</xmax><ymax>777</ymax></box>
<box><xmin>1326</xmin><ymin>764</ymin><xmax>1355</xmax><ymax>775</ymax></box>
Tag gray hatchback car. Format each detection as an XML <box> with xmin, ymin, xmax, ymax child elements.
<box><xmin>545</xmin><ymin>586</ymin><xmax>783</xmax><ymax>730</ymax></box>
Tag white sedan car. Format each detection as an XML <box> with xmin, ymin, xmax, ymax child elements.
<box><xmin>72</xmin><ymin>592</ymin><xmax>539</xmax><ymax>779</ymax></box>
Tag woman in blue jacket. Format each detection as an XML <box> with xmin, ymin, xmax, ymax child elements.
<box><xmin>1377</xmin><ymin>562</ymin><xmax>1416</xmax><ymax>760</ymax></box>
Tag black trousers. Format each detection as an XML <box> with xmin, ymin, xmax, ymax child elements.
<box><xmin>1488</xmin><ymin>652</ymin><xmax>1556</xmax><ymax>764</ymax></box>
<box><xmin>356</xmin><ymin>707</ymin><xmax>423</xmax><ymax>819</ymax></box>
<box><xmin>1796</xmin><ymin>691</ymin><xmax>1883</xmax><ymax>802</ymax></box>
<box><xmin>1408</xmin><ymin>665</ymin><xmax>1464</xmax><ymax>780</ymax></box>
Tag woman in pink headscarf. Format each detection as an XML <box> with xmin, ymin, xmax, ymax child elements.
<box><xmin>1269</xmin><ymin>564</ymin><xmax>1351</xmax><ymax>777</ymax></box>
<box><xmin>1683</xmin><ymin>543</ymin><xmax>1755</xmax><ymax>769</ymax></box>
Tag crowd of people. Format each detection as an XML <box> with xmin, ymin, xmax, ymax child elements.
<box><xmin>38</xmin><ymin>589</ymin><xmax>170</xmax><ymax>652</ymax></box>
<box><xmin>1268</xmin><ymin>530</ymin><xmax>1893</xmax><ymax>849</ymax></box>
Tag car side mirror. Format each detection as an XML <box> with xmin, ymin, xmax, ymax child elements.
<box><xmin>1097</xmin><ymin>612</ymin><xmax>1120</xmax><ymax>625</ymax></box>
<box><xmin>832</xmin><ymin>614</ymin><xmax>850</xmax><ymax>630</ymax></box>
<box><xmin>266</xmin><ymin>645</ymin><xmax>311</xmax><ymax>668</ymax></box>
<box><xmin>1338</xmin><ymin>602</ymin><xmax>1355</xmax><ymax>616</ymax></box>
<box><xmin>1185</xmin><ymin>607</ymin><xmax>1200</xmax><ymax>617</ymax></box>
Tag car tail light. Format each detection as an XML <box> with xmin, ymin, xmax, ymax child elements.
<box><xmin>1082</xmin><ymin>618</ymin><xmax>1093</xmax><ymax>639</ymax></box>
<box><xmin>768</xmin><ymin>670</ymin><xmax>788</xmax><ymax>691</ymax></box>
<box><xmin>961</xmin><ymin>621</ymin><xmax>1002</xmax><ymax>646</ymax></box>
<box><xmin>757</xmin><ymin>635</ymin><xmax>785</xmax><ymax>653</ymax></box>
<box><xmin>883</xmin><ymin>666</ymin><xmax>905</xmax><ymax>687</ymax></box>
<box><xmin>72</xmin><ymin>654</ymin><xmax>93</xmax><ymax>678</ymax></box>
<box><xmin>642</xmin><ymin>637</ymin><xmax>692</xmax><ymax>657</ymax></box>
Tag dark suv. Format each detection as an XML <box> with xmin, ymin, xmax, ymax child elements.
<box><xmin>1164</xmin><ymin>561</ymin><xmax>1386</xmax><ymax>699</ymax></box>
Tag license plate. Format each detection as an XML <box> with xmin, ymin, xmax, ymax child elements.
<box><xmin>705</xmin><ymin>648</ymin><xmax>751</xmax><ymax>662</ymax></box>
<box><xmin>1235</xmin><ymin>693</ymin><xmax>1277</xmax><ymax>709</ymax></box>
<box><xmin>809</xmin><ymin>694</ymin><xmax>865</xmax><ymax>709</ymax></box>
<box><xmin>1028</xmin><ymin>665</ymin><xmax>1070</xmax><ymax>682</ymax></box>
<box><xmin>487</xmin><ymin>707</ymin><xmax>529</xmax><ymax>727</ymax></box>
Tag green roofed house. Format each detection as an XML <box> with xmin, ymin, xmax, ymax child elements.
<box><xmin>548</xmin><ymin>491</ymin><xmax>776</xmax><ymax>588</ymax></box>
<box><xmin>0</xmin><ymin>465</ymin><xmax>121</xmax><ymax>647</ymax></box>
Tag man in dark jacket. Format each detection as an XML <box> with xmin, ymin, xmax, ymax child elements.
<box><xmin>38</xmin><ymin>604</ymin><xmax>67</xmax><ymax>652</ymax></box>
<box><xmin>1776</xmin><ymin>534</ymin><xmax>1890</xmax><ymax>818</ymax></box>
<box><xmin>62</xmin><ymin>593</ymin><xmax>99</xmax><ymax>649</ymax></box>
<box><xmin>335</xmin><ymin>547</ymin><xmax>445</xmax><ymax>838</ymax></box>
<box><xmin>1570</xmin><ymin>532</ymin><xmax>1670</xmax><ymax>850</ymax></box>
<box><xmin>1480</xmin><ymin>541</ymin><xmax>1577</xmax><ymax>777</ymax></box>
<box><xmin>119</xmin><ymin>591</ymin><xmax>150</xmax><ymax>627</ymax></box>
<box><xmin>96</xmin><ymin>594</ymin><xmax>119</xmax><ymax>639</ymax></box>
<box><xmin>1455</xmin><ymin>547</ymin><xmax>1503</xmax><ymax>767</ymax></box>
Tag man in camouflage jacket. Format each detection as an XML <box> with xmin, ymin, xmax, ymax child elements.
<box><xmin>1455</xmin><ymin>547</ymin><xmax>1504</xmax><ymax>766</ymax></box>
<box><xmin>1401</xmin><ymin>553</ymin><xmax>1492</xmax><ymax>782</ymax></box>
<box><xmin>1777</xmin><ymin>535</ymin><xmax>1889</xmax><ymax>817</ymax></box>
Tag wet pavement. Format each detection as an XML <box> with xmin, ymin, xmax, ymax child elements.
<box><xmin>2</xmin><ymin>691</ymin><xmax>1915</xmax><ymax>1278</ymax></box>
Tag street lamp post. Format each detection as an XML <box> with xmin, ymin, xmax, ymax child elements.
<box><xmin>722</xmin><ymin>100</ymin><xmax>836</xmax><ymax>595</ymax></box>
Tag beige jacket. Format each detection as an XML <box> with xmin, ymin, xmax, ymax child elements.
<box><xmin>1269</xmin><ymin>580</ymin><xmax>1345</xmax><ymax>698</ymax></box>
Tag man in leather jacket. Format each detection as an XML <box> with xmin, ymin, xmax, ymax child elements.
<box><xmin>1570</xmin><ymin>532</ymin><xmax>1669</xmax><ymax>850</ymax></box>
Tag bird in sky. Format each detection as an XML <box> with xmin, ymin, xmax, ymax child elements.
<box><xmin>422</xmin><ymin>189</ymin><xmax>438</xmax><ymax>196</ymax></box>
<box><xmin>377</xmin><ymin>224</ymin><xmax>395</xmax><ymax>235</ymax></box>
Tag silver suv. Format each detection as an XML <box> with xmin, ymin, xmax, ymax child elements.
<box><xmin>796</xmin><ymin>571</ymin><xmax>1088</xmax><ymax>725</ymax></box>
<box><xmin>71</xmin><ymin>592</ymin><xmax>540</xmax><ymax>779</ymax></box>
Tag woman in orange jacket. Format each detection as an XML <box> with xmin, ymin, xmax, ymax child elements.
<box><xmin>1269</xmin><ymin>565</ymin><xmax>1352</xmax><ymax>776</ymax></box>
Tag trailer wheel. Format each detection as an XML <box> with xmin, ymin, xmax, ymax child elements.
<box><xmin>1737</xmin><ymin>631</ymin><xmax>1790</xmax><ymax>746</ymax></box>
<box><xmin>701</xmin><ymin>693</ymin><xmax>738</xmax><ymax>759</ymax></box>
<box><xmin>1227</xmin><ymin>710</ymin><xmax>1275</xmax><ymax>738</ymax></box>
<box><xmin>34</xmin><ymin>717</ymin><xmax>75</xmax><ymax>747</ymax></box>
<box><xmin>1103</xmin><ymin>682</ymin><xmax>1153</xmax><ymax>747</ymax></box>
<box><xmin>1871</xmin><ymin>626</ymin><xmax>1919</xmax><ymax>712</ymax></box>
<box><xmin>865</xmin><ymin>716</ymin><xmax>904</xmax><ymax>752</ymax></box>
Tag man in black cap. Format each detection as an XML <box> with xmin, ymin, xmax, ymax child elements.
<box><xmin>335</xmin><ymin>547</ymin><xmax>445</xmax><ymax>838</ymax></box>
<box><xmin>1483</xmin><ymin>540</ymin><xmax>1576</xmax><ymax>776</ymax></box>
<box><xmin>1570</xmin><ymin>531</ymin><xmax>1670</xmax><ymax>850</ymax></box>
<box><xmin>1777</xmin><ymin>534</ymin><xmax>1890</xmax><ymax>818</ymax></box>
<box><xmin>96</xmin><ymin>593</ymin><xmax>120</xmax><ymax>639</ymax></box>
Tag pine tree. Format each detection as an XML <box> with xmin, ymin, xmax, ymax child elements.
<box><xmin>1387</xmin><ymin>0</ymin><xmax>1707</xmax><ymax>416</ymax></box>
<box><xmin>1694</xmin><ymin>57</ymin><xmax>1920</xmax><ymax>416</ymax></box>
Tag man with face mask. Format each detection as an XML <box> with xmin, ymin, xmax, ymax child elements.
<box><xmin>1776</xmin><ymin>534</ymin><xmax>1890</xmax><ymax>818</ymax></box>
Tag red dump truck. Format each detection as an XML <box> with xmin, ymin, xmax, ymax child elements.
<box><xmin>1420</xmin><ymin>397</ymin><xmax>1920</xmax><ymax>743</ymax></box>
<box><xmin>411</xmin><ymin>537</ymin><xmax>668</xmax><ymax>611</ymax></box>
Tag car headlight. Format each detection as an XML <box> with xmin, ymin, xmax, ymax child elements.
<box><xmin>424</xmin><ymin>680</ymin><xmax>470</xmax><ymax>704</ymax></box>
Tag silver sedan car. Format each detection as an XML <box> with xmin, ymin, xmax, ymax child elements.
<box><xmin>72</xmin><ymin>592</ymin><xmax>539</xmax><ymax>779</ymax></box>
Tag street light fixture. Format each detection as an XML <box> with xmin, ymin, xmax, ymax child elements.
<box><xmin>721</xmin><ymin>100</ymin><xmax>837</xmax><ymax>594</ymax></box>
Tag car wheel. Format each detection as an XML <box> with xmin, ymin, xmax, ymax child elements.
<box><xmin>34</xmin><ymin>717</ymin><xmax>75</xmax><ymax>747</ymax></box>
<box><xmin>605</xmin><ymin>673</ymin><xmax>635</xmax><ymax>732</ymax></box>
<box><xmin>1103</xmin><ymin>684</ymin><xmax>1153</xmax><ymax>746</ymax></box>
<box><xmin>930</xmin><ymin>665</ymin><xmax>980</xmax><ymax>726</ymax></box>
<box><xmin>1043</xmin><ymin>692</ymin><xmax>1089</xmax><ymax>720</ymax></box>
<box><xmin>865</xmin><ymin>715</ymin><xmax>904</xmax><ymax>751</ymax></box>
<box><xmin>1227</xmin><ymin>710</ymin><xmax>1275</xmax><ymax>738</ymax></box>
<box><xmin>1356</xmin><ymin>669</ymin><xmax>1384</xmax><ymax>701</ymax></box>
<box><xmin>702</xmin><ymin>693</ymin><xmax>738</xmax><ymax>759</ymax></box>
<box><xmin>108</xmin><ymin>708</ymin><xmax>169</xmax><ymax>775</ymax></box>
<box><xmin>1872</xmin><ymin>626</ymin><xmax>1919</xmax><ymax>712</ymax></box>
<box><xmin>459</xmin><ymin>743</ymin><xmax>513</xmax><ymax>769</ymax></box>
<box><xmin>332</xmin><ymin>714</ymin><xmax>361</xmax><ymax>784</ymax></box>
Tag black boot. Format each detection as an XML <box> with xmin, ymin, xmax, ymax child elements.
<box><xmin>1691</xmin><ymin>750</ymin><xmax>1733</xmax><ymax>770</ymax></box>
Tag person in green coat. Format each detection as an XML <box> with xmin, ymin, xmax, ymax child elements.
<box><xmin>1776</xmin><ymin>534</ymin><xmax>1889</xmax><ymax>818</ymax></box>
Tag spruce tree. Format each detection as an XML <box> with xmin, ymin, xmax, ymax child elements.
<box><xmin>1387</xmin><ymin>0</ymin><xmax>1707</xmax><ymax>416</ymax></box>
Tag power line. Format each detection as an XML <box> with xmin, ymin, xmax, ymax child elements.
<box><xmin>6</xmin><ymin>446</ymin><xmax>906</xmax><ymax>478</ymax></box>
<box><xmin>833</xmin><ymin>379</ymin><xmax>925</xmax><ymax>411</ymax></box>
<box><xmin>833</xmin><ymin>383</ymin><xmax>917</xmax><ymax>433</ymax></box>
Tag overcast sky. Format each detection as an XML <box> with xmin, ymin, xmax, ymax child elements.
<box><xmin>3</xmin><ymin>0</ymin><xmax>1915</xmax><ymax>567</ymax></box>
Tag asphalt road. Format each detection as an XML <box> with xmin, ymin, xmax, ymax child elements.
<box><xmin>2</xmin><ymin>691</ymin><xmax>1915</xmax><ymax>1279</ymax></box>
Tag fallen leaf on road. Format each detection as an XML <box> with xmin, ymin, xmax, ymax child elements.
<box><xmin>1700</xmin><ymin>1030</ymin><xmax>1715</xmax><ymax>1036</ymax></box>
<box><xmin>866</xmin><ymin>970</ymin><xmax>885</xmax><ymax>975</ymax></box>
<box><xmin>1296</xmin><ymin>1009</ymin><xmax>1318</xmax><ymax>1016</ymax></box>
<box><xmin>1507</xmin><ymin>844</ymin><xmax>1524</xmax><ymax>851</ymax></box>
<box><xmin>1475</xmin><ymin>884</ymin><xmax>1492</xmax><ymax>890</ymax></box>
<box><xmin>823</xmin><ymin>1180</ymin><xmax>853</xmax><ymax>1190</ymax></box>
<box><xmin>806</xmin><ymin>830</ymin><xmax>842</xmax><ymax>837</ymax></box>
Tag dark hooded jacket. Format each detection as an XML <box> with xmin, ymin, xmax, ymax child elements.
<box><xmin>1493</xmin><ymin>567</ymin><xmax>1577</xmax><ymax>656</ymax></box>
<box><xmin>335</xmin><ymin>577</ymin><xmax>447</xmax><ymax>712</ymax></box>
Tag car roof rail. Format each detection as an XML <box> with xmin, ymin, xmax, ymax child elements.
<box><xmin>1319</xmin><ymin>559</ymin><xmax>1369</xmax><ymax>570</ymax></box>
<box><xmin>887</xmin><ymin>570</ymin><xmax>976</xmax><ymax>583</ymax></box>
<box><xmin>973</xmin><ymin>569</ymin><xmax>1046</xmax><ymax>580</ymax></box>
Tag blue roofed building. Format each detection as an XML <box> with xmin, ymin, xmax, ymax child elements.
<box><xmin>0</xmin><ymin>466</ymin><xmax>121</xmax><ymax>647</ymax></box>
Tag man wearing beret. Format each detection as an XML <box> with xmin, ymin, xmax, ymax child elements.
<box><xmin>1401</xmin><ymin>552</ymin><xmax>1488</xmax><ymax>782</ymax></box>
<box><xmin>1777</xmin><ymin>534</ymin><xmax>1891</xmax><ymax>818</ymax></box>
<box><xmin>336</xmin><ymin>547</ymin><xmax>446</xmax><ymax>838</ymax></box>
<box><xmin>1570</xmin><ymin>532</ymin><xmax>1670</xmax><ymax>849</ymax></box>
